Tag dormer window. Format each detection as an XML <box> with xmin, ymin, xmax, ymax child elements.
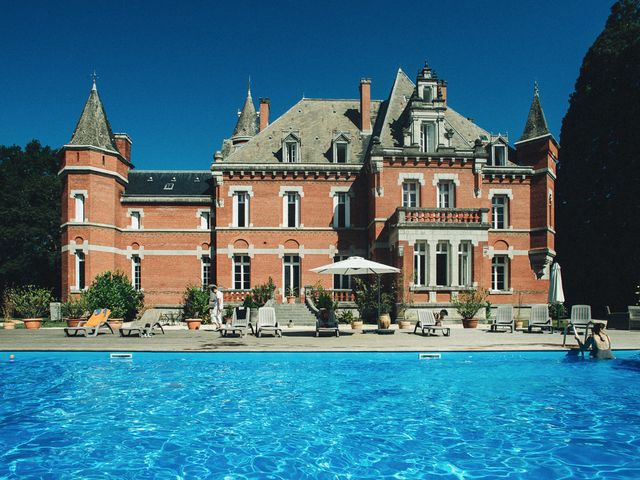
<box><xmin>332</xmin><ymin>133</ymin><xmax>350</xmax><ymax>163</ymax></box>
<box><xmin>493</xmin><ymin>145</ymin><xmax>506</xmax><ymax>166</ymax></box>
<box><xmin>420</xmin><ymin>122</ymin><xmax>436</xmax><ymax>153</ymax></box>
<box><xmin>282</xmin><ymin>133</ymin><xmax>301</xmax><ymax>163</ymax></box>
<box><xmin>423</xmin><ymin>86</ymin><xmax>433</xmax><ymax>101</ymax></box>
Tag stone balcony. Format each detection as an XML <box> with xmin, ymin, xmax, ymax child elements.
<box><xmin>392</xmin><ymin>207</ymin><xmax>490</xmax><ymax>229</ymax></box>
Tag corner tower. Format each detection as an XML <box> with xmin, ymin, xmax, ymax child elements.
<box><xmin>60</xmin><ymin>77</ymin><xmax>133</xmax><ymax>298</ymax></box>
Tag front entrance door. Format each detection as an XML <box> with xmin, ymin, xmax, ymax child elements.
<box><xmin>283</xmin><ymin>255</ymin><xmax>300</xmax><ymax>296</ymax></box>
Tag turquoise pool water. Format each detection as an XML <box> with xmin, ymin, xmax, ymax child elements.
<box><xmin>1</xmin><ymin>351</ymin><xmax>639</xmax><ymax>479</ymax></box>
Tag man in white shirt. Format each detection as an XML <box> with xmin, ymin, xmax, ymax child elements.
<box><xmin>210</xmin><ymin>284</ymin><xmax>224</xmax><ymax>329</ymax></box>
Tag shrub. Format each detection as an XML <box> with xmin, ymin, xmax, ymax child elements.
<box><xmin>182</xmin><ymin>286</ymin><xmax>210</xmax><ymax>322</ymax></box>
<box><xmin>12</xmin><ymin>285</ymin><xmax>53</xmax><ymax>318</ymax></box>
<box><xmin>250</xmin><ymin>277</ymin><xmax>276</xmax><ymax>308</ymax></box>
<box><xmin>309</xmin><ymin>281</ymin><xmax>337</xmax><ymax>311</ymax></box>
<box><xmin>61</xmin><ymin>296</ymin><xmax>88</xmax><ymax>318</ymax></box>
<box><xmin>2</xmin><ymin>289</ymin><xmax>16</xmax><ymax>321</ymax></box>
<box><xmin>353</xmin><ymin>277</ymin><xmax>393</xmax><ymax>322</ymax></box>
<box><xmin>549</xmin><ymin>302</ymin><xmax>566</xmax><ymax>320</ymax></box>
<box><xmin>452</xmin><ymin>288</ymin><xmax>488</xmax><ymax>320</ymax></box>
<box><xmin>336</xmin><ymin>309</ymin><xmax>354</xmax><ymax>324</ymax></box>
<box><xmin>84</xmin><ymin>271</ymin><xmax>144</xmax><ymax>321</ymax></box>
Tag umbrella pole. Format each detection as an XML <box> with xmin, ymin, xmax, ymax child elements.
<box><xmin>377</xmin><ymin>274</ymin><xmax>381</xmax><ymax>321</ymax></box>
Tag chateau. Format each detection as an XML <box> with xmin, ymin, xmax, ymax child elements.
<box><xmin>60</xmin><ymin>63</ymin><xmax>558</xmax><ymax>309</ymax></box>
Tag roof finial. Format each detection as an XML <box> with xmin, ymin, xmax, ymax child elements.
<box><xmin>91</xmin><ymin>70</ymin><xmax>98</xmax><ymax>91</ymax></box>
<box><xmin>247</xmin><ymin>76</ymin><xmax>252</xmax><ymax>97</ymax></box>
<box><xmin>534</xmin><ymin>80</ymin><xmax>539</xmax><ymax>97</ymax></box>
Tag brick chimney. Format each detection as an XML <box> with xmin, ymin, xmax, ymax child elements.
<box><xmin>259</xmin><ymin>97</ymin><xmax>270</xmax><ymax>131</ymax></box>
<box><xmin>359</xmin><ymin>79</ymin><xmax>371</xmax><ymax>134</ymax></box>
<box><xmin>438</xmin><ymin>81</ymin><xmax>447</xmax><ymax>106</ymax></box>
<box><xmin>114</xmin><ymin>133</ymin><xmax>132</xmax><ymax>162</ymax></box>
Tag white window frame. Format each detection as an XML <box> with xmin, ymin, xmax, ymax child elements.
<box><xmin>435</xmin><ymin>241</ymin><xmax>450</xmax><ymax>287</ymax></box>
<box><xmin>458</xmin><ymin>242</ymin><xmax>473</xmax><ymax>287</ymax></box>
<box><xmin>232</xmin><ymin>255</ymin><xmax>250</xmax><ymax>290</ymax></box>
<box><xmin>402</xmin><ymin>181</ymin><xmax>420</xmax><ymax>208</ymax></box>
<box><xmin>131</xmin><ymin>255</ymin><xmax>141</xmax><ymax>291</ymax></box>
<box><xmin>492</xmin><ymin>195</ymin><xmax>509</xmax><ymax>229</ymax></box>
<box><xmin>333</xmin><ymin>192</ymin><xmax>350</xmax><ymax>228</ymax></box>
<box><xmin>437</xmin><ymin>181</ymin><xmax>455</xmax><ymax>208</ymax></box>
<box><xmin>201</xmin><ymin>255</ymin><xmax>211</xmax><ymax>289</ymax></box>
<box><xmin>74</xmin><ymin>250</ymin><xmax>85</xmax><ymax>290</ymax></box>
<box><xmin>413</xmin><ymin>242</ymin><xmax>428</xmax><ymax>286</ymax></box>
<box><xmin>283</xmin><ymin>192</ymin><xmax>300</xmax><ymax>228</ymax></box>
<box><xmin>199</xmin><ymin>210</ymin><xmax>210</xmax><ymax>230</ymax></box>
<box><xmin>420</xmin><ymin>122</ymin><xmax>436</xmax><ymax>153</ymax></box>
<box><xmin>284</xmin><ymin>140</ymin><xmax>300</xmax><ymax>163</ymax></box>
<box><xmin>130</xmin><ymin>210</ymin><xmax>142</xmax><ymax>230</ymax></box>
<box><xmin>492</xmin><ymin>255</ymin><xmax>509</xmax><ymax>291</ymax></box>
<box><xmin>333</xmin><ymin>255</ymin><xmax>351</xmax><ymax>289</ymax></box>
<box><xmin>492</xmin><ymin>144</ymin><xmax>507</xmax><ymax>166</ymax></box>
<box><xmin>74</xmin><ymin>193</ymin><xmax>85</xmax><ymax>222</ymax></box>
<box><xmin>233</xmin><ymin>192</ymin><xmax>250</xmax><ymax>227</ymax></box>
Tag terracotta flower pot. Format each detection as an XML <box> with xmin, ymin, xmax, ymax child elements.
<box><xmin>66</xmin><ymin>318</ymin><xmax>82</xmax><ymax>328</ymax></box>
<box><xmin>351</xmin><ymin>320</ymin><xmax>363</xmax><ymax>330</ymax></box>
<box><xmin>23</xmin><ymin>318</ymin><xmax>43</xmax><ymax>330</ymax></box>
<box><xmin>378</xmin><ymin>314</ymin><xmax>391</xmax><ymax>329</ymax></box>
<box><xmin>398</xmin><ymin>320</ymin><xmax>411</xmax><ymax>330</ymax></box>
<box><xmin>515</xmin><ymin>320</ymin><xmax>524</xmax><ymax>330</ymax></box>
<box><xmin>287</xmin><ymin>296</ymin><xmax>296</xmax><ymax>304</ymax></box>
<box><xmin>108</xmin><ymin>319</ymin><xmax>124</xmax><ymax>331</ymax></box>
<box><xmin>462</xmin><ymin>318</ymin><xmax>478</xmax><ymax>329</ymax></box>
<box><xmin>186</xmin><ymin>319</ymin><xmax>202</xmax><ymax>330</ymax></box>
<box><xmin>4</xmin><ymin>321</ymin><xmax>16</xmax><ymax>330</ymax></box>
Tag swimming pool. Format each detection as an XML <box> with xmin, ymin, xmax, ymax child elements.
<box><xmin>1</xmin><ymin>351</ymin><xmax>639</xmax><ymax>479</ymax></box>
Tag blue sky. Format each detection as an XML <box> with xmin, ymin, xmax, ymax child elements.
<box><xmin>0</xmin><ymin>0</ymin><xmax>612</xmax><ymax>170</ymax></box>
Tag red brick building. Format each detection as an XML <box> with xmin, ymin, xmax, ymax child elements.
<box><xmin>60</xmin><ymin>63</ymin><xmax>557</xmax><ymax>310</ymax></box>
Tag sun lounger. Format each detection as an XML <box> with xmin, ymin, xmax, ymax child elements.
<box><xmin>119</xmin><ymin>317</ymin><xmax>165</xmax><ymax>337</ymax></box>
<box><xmin>220</xmin><ymin>307</ymin><xmax>249</xmax><ymax>337</ymax></box>
<box><xmin>563</xmin><ymin>305</ymin><xmax>593</xmax><ymax>346</ymax></box>
<box><xmin>64</xmin><ymin>308</ymin><xmax>113</xmax><ymax>337</ymax></box>
<box><xmin>528</xmin><ymin>304</ymin><xmax>553</xmax><ymax>333</ymax></box>
<box><xmin>490</xmin><ymin>305</ymin><xmax>514</xmax><ymax>333</ymax></box>
<box><xmin>316</xmin><ymin>309</ymin><xmax>339</xmax><ymax>337</ymax></box>
<box><xmin>414</xmin><ymin>310</ymin><xmax>451</xmax><ymax>336</ymax></box>
<box><xmin>256</xmin><ymin>307</ymin><xmax>282</xmax><ymax>338</ymax></box>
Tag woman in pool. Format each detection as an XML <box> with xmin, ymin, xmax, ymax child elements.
<box><xmin>574</xmin><ymin>323</ymin><xmax>615</xmax><ymax>359</ymax></box>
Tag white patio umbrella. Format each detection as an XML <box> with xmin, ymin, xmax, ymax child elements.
<box><xmin>311</xmin><ymin>256</ymin><xmax>400</xmax><ymax>320</ymax></box>
<box><xmin>548</xmin><ymin>262</ymin><xmax>565</xmax><ymax>304</ymax></box>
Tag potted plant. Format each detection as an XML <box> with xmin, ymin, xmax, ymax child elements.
<box><xmin>84</xmin><ymin>271</ymin><xmax>144</xmax><ymax>330</ymax></box>
<box><xmin>549</xmin><ymin>302</ymin><xmax>566</xmax><ymax>331</ymax></box>
<box><xmin>485</xmin><ymin>301</ymin><xmax>492</xmax><ymax>324</ymax></box>
<box><xmin>182</xmin><ymin>285</ymin><xmax>209</xmax><ymax>330</ymax></box>
<box><xmin>452</xmin><ymin>288</ymin><xmax>488</xmax><ymax>328</ymax></box>
<box><xmin>285</xmin><ymin>287</ymin><xmax>297</xmax><ymax>304</ymax></box>
<box><xmin>514</xmin><ymin>292</ymin><xmax>525</xmax><ymax>330</ymax></box>
<box><xmin>353</xmin><ymin>278</ymin><xmax>378</xmax><ymax>326</ymax></box>
<box><xmin>2</xmin><ymin>289</ymin><xmax>16</xmax><ymax>330</ymax></box>
<box><xmin>223</xmin><ymin>305</ymin><xmax>234</xmax><ymax>325</ymax></box>
<box><xmin>12</xmin><ymin>285</ymin><xmax>53</xmax><ymax>329</ymax></box>
<box><xmin>61</xmin><ymin>296</ymin><xmax>88</xmax><ymax>327</ymax></box>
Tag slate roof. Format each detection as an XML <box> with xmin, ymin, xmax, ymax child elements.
<box><xmin>67</xmin><ymin>80</ymin><xmax>118</xmax><ymax>152</ymax></box>
<box><xmin>125</xmin><ymin>171</ymin><xmax>212</xmax><ymax>196</ymax></box>
<box><xmin>232</xmin><ymin>89</ymin><xmax>258</xmax><ymax>138</ymax></box>
<box><xmin>375</xmin><ymin>69</ymin><xmax>491</xmax><ymax>151</ymax></box>
<box><xmin>518</xmin><ymin>85</ymin><xmax>550</xmax><ymax>142</ymax></box>
<box><xmin>219</xmin><ymin>98</ymin><xmax>382</xmax><ymax>164</ymax></box>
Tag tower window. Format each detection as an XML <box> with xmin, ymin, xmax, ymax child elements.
<box><xmin>284</xmin><ymin>192</ymin><xmax>300</xmax><ymax>227</ymax></box>
<box><xmin>421</xmin><ymin>122</ymin><xmax>436</xmax><ymax>152</ymax></box>
<box><xmin>131</xmin><ymin>211</ymin><xmax>141</xmax><ymax>230</ymax></box>
<box><xmin>234</xmin><ymin>192</ymin><xmax>249</xmax><ymax>227</ymax></box>
<box><xmin>74</xmin><ymin>194</ymin><xmax>85</xmax><ymax>222</ymax></box>
<box><xmin>423</xmin><ymin>86</ymin><xmax>433</xmax><ymax>101</ymax></box>
<box><xmin>75</xmin><ymin>250</ymin><xmax>85</xmax><ymax>290</ymax></box>
<box><xmin>131</xmin><ymin>255</ymin><xmax>141</xmax><ymax>291</ymax></box>
<box><xmin>201</xmin><ymin>255</ymin><xmax>211</xmax><ymax>289</ymax></box>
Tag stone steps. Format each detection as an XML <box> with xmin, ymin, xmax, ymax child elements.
<box><xmin>271</xmin><ymin>303</ymin><xmax>317</xmax><ymax>326</ymax></box>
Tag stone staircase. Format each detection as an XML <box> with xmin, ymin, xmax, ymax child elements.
<box><xmin>272</xmin><ymin>302</ymin><xmax>317</xmax><ymax>327</ymax></box>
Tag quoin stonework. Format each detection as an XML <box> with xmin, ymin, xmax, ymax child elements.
<box><xmin>60</xmin><ymin>63</ymin><xmax>557</xmax><ymax>309</ymax></box>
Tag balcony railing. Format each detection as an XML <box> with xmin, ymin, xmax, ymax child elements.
<box><xmin>393</xmin><ymin>207</ymin><xmax>490</xmax><ymax>227</ymax></box>
<box><xmin>223</xmin><ymin>289</ymin><xmax>252</xmax><ymax>303</ymax></box>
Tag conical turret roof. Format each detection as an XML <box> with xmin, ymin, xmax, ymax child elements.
<box><xmin>519</xmin><ymin>82</ymin><xmax>550</xmax><ymax>142</ymax></box>
<box><xmin>232</xmin><ymin>85</ymin><xmax>257</xmax><ymax>139</ymax></box>
<box><xmin>68</xmin><ymin>78</ymin><xmax>118</xmax><ymax>152</ymax></box>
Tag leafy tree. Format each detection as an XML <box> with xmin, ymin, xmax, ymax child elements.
<box><xmin>557</xmin><ymin>0</ymin><xmax>640</xmax><ymax>310</ymax></box>
<box><xmin>84</xmin><ymin>271</ymin><xmax>144</xmax><ymax>321</ymax></box>
<box><xmin>0</xmin><ymin>141</ymin><xmax>61</xmax><ymax>297</ymax></box>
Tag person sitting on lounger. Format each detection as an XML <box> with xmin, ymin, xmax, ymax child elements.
<box><xmin>434</xmin><ymin>309</ymin><xmax>448</xmax><ymax>327</ymax></box>
<box><xmin>574</xmin><ymin>323</ymin><xmax>615</xmax><ymax>359</ymax></box>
